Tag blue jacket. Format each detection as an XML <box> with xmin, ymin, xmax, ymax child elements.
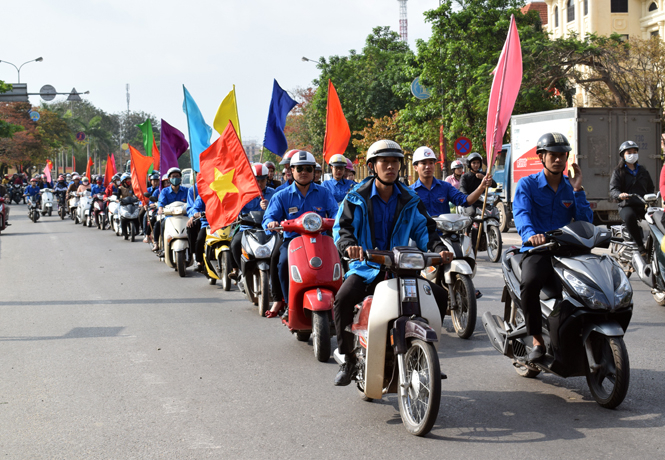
<box><xmin>322</xmin><ymin>178</ymin><xmax>355</xmax><ymax>204</ymax></box>
<box><xmin>91</xmin><ymin>184</ymin><xmax>105</xmax><ymax>195</ymax></box>
<box><xmin>333</xmin><ymin>177</ymin><xmax>444</xmax><ymax>284</ymax></box>
<box><xmin>513</xmin><ymin>170</ymin><xmax>593</xmax><ymax>251</ymax></box>
<box><xmin>240</xmin><ymin>187</ymin><xmax>276</xmax><ymax>231</ymax></box>
<box><xmin>158</xmin><ymin>185</ymin><xmax>189</xmax><ymax>208</ymax></box>
<box><xmin>262</xmin><ymin>182</ymin><xmax>337</xmax><ymax>239</ymax></box>
<box><xmin>25</xmin><ymin>185</ymin><xmax>41</xmax><ymax>198</ymax></box>
<box><xmin>190</xmin><ymin>196</ymin><xmax>209</xmax><ymax>228</ymax></box>
<box><xmin>275</xmin><ymin>179</ymin><xmax>294</xmax><ymax>192</ymax></box>
<box><xmin>411</xmin><ymin>177</ymin><xmax>468</xmax><ymax>217</ymax></box>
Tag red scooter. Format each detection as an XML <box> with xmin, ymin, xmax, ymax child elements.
<box><xmin>278</xmin><ymin>212</ymin><xmax>343</xmax><ymax>362</ymax></box>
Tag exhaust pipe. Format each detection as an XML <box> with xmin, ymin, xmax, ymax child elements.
<box><xmin>482</xmin><ymin>311</ymin><xmax>507</xmax><ymax>355</ymax></box>
<box><xmin>632</xmin><ymin>252</ymin><xmax>654</xmax><ymax>288</ymax></box>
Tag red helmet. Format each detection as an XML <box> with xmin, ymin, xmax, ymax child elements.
<box><xmin>252</xmin><ymin>163</ymin><xmax>269</xmax><ymax>179</ymax></box>
<box><xmin>280</xmin><ymin>149</ymin><xmax>299</xmax><ymax>165</ymax></box>
<box><xmin>58</xmin><ymin>175</ymin><xmax>65</xmax><ymax>181</ymax></box>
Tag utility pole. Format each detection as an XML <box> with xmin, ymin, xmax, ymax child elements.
<box><xmin>398</xmin><ymin>0</ymin><xmax>408</xmax><ymax>42</ymax></box>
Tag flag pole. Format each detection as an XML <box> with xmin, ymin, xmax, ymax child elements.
<box><xmin>233</xmin><ymin>85</ymin><xmax>242</xmax><ymax>143</ymax></box>
<box><xmin>475</xmin><ymin>16</ymin><xmax>513</xmax><ymax>255</ymax></box>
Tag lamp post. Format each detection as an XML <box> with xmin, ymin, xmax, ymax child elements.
<box><xmin>301</xmin><ymin>56</ymin><xmax>318</xmax><ymax>64</ymax></box>
<box><xmin>0</xmin><ymin>57</ymin><xmax>43</xmax><ymax>83</ymax></box>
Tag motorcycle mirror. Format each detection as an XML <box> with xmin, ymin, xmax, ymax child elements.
<box><xmin>149</xmin><ymin>196</ymin><xmax>158</xmax><ymax>203</ymax></box>
<box><xmin>143</xmin><ymin>192</ymin><xmax>151</xmax><ymax>197</ymax></box>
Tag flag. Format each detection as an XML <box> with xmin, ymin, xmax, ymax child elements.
<box><xmin>197</xmin><ymin>122</ymin><xmax>261</xmax><ymax>233</ymax></box>
<box><xmin>103</xmin><ymin>155</ymin><xmax>114</xmax><ymax>186</ymax></box>
<box><xmin>43</xmin><ymin>163</ymin><xmax>52</xmax><ymax>185</ymax></box>
<box><xmin>85</xmin><ymin>157</ymin><xmax>93</xmax><ymax>180</ymax></box>
<box><xmin>263</xmin><ymin>79</ymin><xmax>297</xmax><ymax>158</ymax></box>
<box><xmin>160</xmin><ymin>119</ymin><xmax>189</xmax><ymax>189</ymax></box>
<box><xmin>213</xmin><ymin>85</ymin><xmax>242</xmax><ymax>143</ymax></box>
<box><xmin>183</xmin><ymin>85</ymin><xmax>212</xmax><ymax>173</ymax></box>
<box><xmin>137</xmin><ymin>119</ymin><xmax>161</xmax><ymax>173</ymax></box>
<box><xmin>322</xmin><ymin>80</ymin><xmax>350</xmax><ymax>163</ymax></box>
<box><xmin>109</xmin><ymin>153</ymin><xmax>117</xmax><ymax>175</ymax></box>
<box><xmin>129</xmin><ymin>145</ymin><xmax>154</xmax><ymax>205</ymax></box>
<box><xmin>72</xmin><ymin>154</ymin><xmax>76</xmax><ymax>174</ymax></box>
<box><xmin>486</xmin><ymin>14</ymin><xmax>522</xmax><ymax>166</ymax></box>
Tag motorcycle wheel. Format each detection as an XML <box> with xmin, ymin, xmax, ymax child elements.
<box><xmin>48</xmin><ymin>208</ymin><xmax>52</xmax><ymax>217</ymax></box>
<box><xmin>176</xmin><ymin>250</ymin><xmax>186</xmax><ymax>277</ymax></box>
<box><xmin>312</xmin><ymin>311</ymin><xmax>331</xmax><ymax>362</ymax></box>
<box><xmin>31</xmin><ymin>211</ymin><xmax>37</xmax><ymax>223</ymax></box>
<box><xmin>130</xmin><ymin>222</ymin><xmax>136</xmax><ymax>242</ymax></box>
<box><xmin>59</xmin><ymin>207</ymin><xmax>65</xmax><ymax>220</ymax></box>
<box><xmin>450</xmin><ymin>274</ymin><xmax>477</xmax><ymax>339</ymax></box>
<box><xmin>398</xmin><ymin>340</ymin><xmax>441</xmax><ymax>436</ymax></box>
<box><xmin>496</xmin><ymin>201</ymin><xmax>509</xmax><ymax>233</ymax></box>
<box><xmin>585</xmin><ymin>335</ymin><xmax>630</xmax><ymax>409</ymax></box>
<box><xmin>258</xmin><ymin>270</ymin><xmax>270</xmax><ymax>317</ymax></box>
<box><xmin>653</xmin><ymin>290</ymin><xmax>665</xmax><ymax>306</ymax></box>
<box><xmin>295</xmin><ymin>330</ymin><xmax>311</xmax><ymax>342</ymax></box>
<box><xmin>486</xmin><ymin>225</ymin><xmax>502</xmax><ymax>263</ymax></box>
<box><xmin>220</xmin><ymin>251</ymin><xmax>232</xmax><ymax>291</ymax></box>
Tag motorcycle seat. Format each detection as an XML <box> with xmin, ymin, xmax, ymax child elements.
<box><xmin>653</xmin><ymin>211</ymin><xmax>665</xmax><ymax>236</ymax></box>
<box><xmin>509</xmin><ymin>253</ymin><xmax>523</xmax><ymax>282</ymax></box>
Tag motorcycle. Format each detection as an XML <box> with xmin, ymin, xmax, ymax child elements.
<box><xmin>40</xmin><ymin>188</ymin><xmax>54</xmax><ymax>217</ymax></box>
<box><xmin>106</xmin><ymin>196</ymin><xmax>122</xmax><ymax>236</ymax></box>
<box><xmin>422</xmin><ymin>213</ymin><xmax>477</xmax><ymax>338</ymax></box>
<box><xmin>275</xmin><ymin>212</ymin><xmax>343</xmax><ymax>362</ymax></box>
<box><xmin>237</xmin><ymin>211</ymin><xmax>278</xmax><ymax>316</ymax></box>
<box><xmin>10</xmin><ymin>184</ymin><xmax>24</xmax><ymax>205</ymax></box>
<box><xmin>68</xmin><ymin>192</ymin><xmax>79</xmax><ymax>221</ymax></box>
<box><xmin>27</xmin><ymin>194</ymin><xmax>40</xmax><ymax>222</ymax></box>
<box><xmin>202</xmin><ymin>219</ymin><xmax>234</xmax><ymax>290</ymax></box>
<box><xmin>161</xmin><ymin>201</ymin><xmax>193</xmax><ymax>276</ymax></box>
<box><xmin>119</xmin><ymin>195</ymin><xmax>141</xmax><ymax>241</ymax></box>
<box><xmin>0</xmin><ymin>196</ymin><xmax>10</xmax><ymax>234</ymax></box>
<box><xmin>333</xmin><ymin>247</ymin><xmax>444</xmax><ymax>436</ymax></box>
<box><xmin>483</xmin><ymin>221</ymin><xmax>633</xmax><ymax>409</ymax></box>
<box><xmin>610</xmin><ymin>193</ymin><xmax>665</xmax><ymax>306</ymax></box>
<box><xmin>55</xmin><ymin>190</ymin><xmax>68</xmax><ymax>220</ymax></box>
<box><xmin>76</xmin><ymin>191</ymin><xmax>93</xmax><ymax>227</ymax></box>
<box><xmin>92</xmin><ymin>194</ymin><xmax>108</xmax><ymax>229</ymax></box>
<box><xmin>463</xmin><ymin>194</ymin><xmax>503</xmax><ymax>263</ymax></box>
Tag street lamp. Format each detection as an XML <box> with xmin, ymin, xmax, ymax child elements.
<box><xmin>0</xmin><ymin>57</ymin><xmax>44</xmax><ymax>83</ymax></box>
<box><xmin>301</xmin><ymin>56</ymin><xmax>318</xmax><ymax>64</ymax></box>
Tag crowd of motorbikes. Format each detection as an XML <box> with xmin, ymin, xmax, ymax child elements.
<box><xmin>4</xmin><ymin>176</ymin><xmax>663</xmax><ymax>437</ymax></box>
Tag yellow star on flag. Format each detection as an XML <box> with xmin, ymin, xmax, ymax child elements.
<box><xmin>209</xmin><ymin>167</ymin><xmax>239</xmax><ymax>203</ymax></box>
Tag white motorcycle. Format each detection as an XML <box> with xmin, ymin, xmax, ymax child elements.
<box><xmin>68</xmin><ymin>192</ymin><xmax>79</xmax><ymax>221</ymax></box>
<box><xmin>161</xmin><ymin>201</ymin><xmax>193</xmax><ymax>277</ymax></box>
<box><xmin>40</xmin><ymin>188</ymin><xmax>54</xmax><ymax>217</ymax></box>
<box><xmin>106</xmin><ymin>196</ymin><xmax>122</xmax><ymax>236</ymax></box>
<box><xmin>76</xmin><ymin>191</ymin><xmax>93</xmax><ymax>227</ymax></box>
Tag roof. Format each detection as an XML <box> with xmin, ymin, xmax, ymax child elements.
<box><xmin>521</xmin><ymin>2</ymin><xmax>548</xmax><ymax>25</ymax></box>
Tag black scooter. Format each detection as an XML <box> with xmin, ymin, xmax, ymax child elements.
<box><xmin>483</xmin><ymin>221</ymin><xmax>633</xmax><ymax>409</ymax></box>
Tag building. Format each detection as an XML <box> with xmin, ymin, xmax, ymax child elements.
<box><xmin>540</xmin><ymin>0</ymin><xmax>664</xmax><ymax>39</ymax></box>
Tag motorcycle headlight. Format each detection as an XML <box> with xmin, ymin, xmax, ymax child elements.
<box><xmin>302</xmin><ymin>213</ymin><xmax>323</xmax><ymax>232</ymax></box>
<box><xmin>172</xmin><ymin>207</ymin><xmax>183</xmax><ymax>216</ymax></box>
<box><xmin>436</xmin><ymin>217</ymin><xmax>471</xmax><ymax>232</ymax></box>
<box><xmin>612</xmin><ymin>265</ymin><xmax>633</xmax><ymax>308</ymax></box>
<box><xmin>254</xmin><ymin>245</ymin><xmax>271</xmax><ymax>258</ymax></box>
<box><xmin>398</xmin><ymin>253</ymin><xmax>425</xmax><ymax>270</ymax></box>
<box><xmin>563</xmin><ymin>270</ymin><xmax>609</xmax><ymax>310</ymax></box>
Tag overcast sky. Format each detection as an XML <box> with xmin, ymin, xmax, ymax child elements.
<box><xmin>1</xmin><ymin>0</ymin><xmax>439</xmax><ymax>146</ymax></box>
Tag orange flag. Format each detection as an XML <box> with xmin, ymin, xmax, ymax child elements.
<box><xmin>152</xmin><ymin>137</ymin><xmax>161</xmax><ymax>172</ymax></box>
<box><xmin>129</xmin><ymin>145</ymin><xmax>154</xmax><ymax>205</ymax></box>
<box><xmin>72</xmin><ymin>154</ymin><xmax>76</xmax><ymax>174</ymax></box>
<box><xmin>103</xmin><ymin>155</ymin><xmax>114</xmax><ymax>186</ymax></box>
<box><xmin>322</xmin><ymin>79</ymin><xmax>350</xmax><ymax>163</ymax></box>
<box><xmin>85</xmin><ymin>157</ymin><xmax>94</xmax><ymax>180</ymax></box>
<box><xmin>197</xmin><ymin>122</ymin><xmax>261</xmax><ymax>233</ymax></box>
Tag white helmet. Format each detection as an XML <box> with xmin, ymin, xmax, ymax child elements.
<box><xmin>252</xmin><ymin>163</ymin><xmax>269</xmax><ymax>179</ymax></box>
<box><xmin>366</xmin><ymin>140</ymin><xmax>404</xmax><ymax>163</ymax></box>
<box><xmin>166</xmin><ymin>167</ymin><xmax>181</xmax><ymax>177</ymax></box>
<box><xmin>328</xmin><ymin>154</ymin><xmax>347</xmax><ymax>167</ymax></box>
<box><xmin>451</xmin><ymin>160</ymin><xmax>464</xmax><ymax>170</ymax></box>
<box><xmin>290</xmin><ymin>150</ymin><xmax>317</xmax><ymax>166</ymax></box>
<box><xmin>412</xmin><ymin>146</ymin><xmax>437</xmax><ymax>165</ymax></box>
<box><xmin>72</xmin><ymin>173</ymin><xmax>80</xmax><ymax>180</ymax></box>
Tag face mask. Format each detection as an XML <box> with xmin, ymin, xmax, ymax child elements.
<box><xmin>170</xmin><ymin>177</ymin><xmax>182</xmax><ymax>186</ymax></box>
<box><xmin>625</xmin><ymin>153</ymin><xmax>638</xmax><ymax>164</ymax></box>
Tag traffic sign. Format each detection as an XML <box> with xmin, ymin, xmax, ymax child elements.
<box><xmin>40</xmin><ymin>84</ymin><xmax>57</xmax><ymax>101</ymax></box>
<box><xmin>67</xmin><ymin>88</ymin><xmax>82</xmax><ymax>102</ymax></box>
<box><xmin>76</xmin><ymin>132</ymin><xmax>86</xmax><ymax>141</ymax></box>
<box><xmin>121</xmin><ymin>143</ymin><xmax>129</xmax><ymax>151</ymax></box>
<box><xmin>29</xmin><ymin>111</ymin><xmax>40</xmax><ymax>122</ymax></box>
<box><xmin>454</xmin><ymin>137</ymin><xmax>472</xmax><ymax>157</ymax></box>
<box><xmin>410</xmin><ymin>77</ymin><xmax>432</xmax><ymax>100</ymax></box>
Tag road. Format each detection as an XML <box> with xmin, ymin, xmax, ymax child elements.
<box><xmin>1</xmin><ymin>207</ymin><xmax>664</xmax><ymax>459</ymax></box>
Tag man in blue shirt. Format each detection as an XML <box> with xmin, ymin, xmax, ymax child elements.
<box><xmin>321</xmin><ymin>154</ymin><xmax>355</xmax><ymax>204</ymax></box>
<box><xmin>263</xmin><ymin>151</ymin><xmax>338</xmax><ymax>318</ymax></box>
<box><xmin>332</xmin><ymin>140</ymin><xmax>454</xmax><ymax>386</ymax></box>
<box><xmin>513</xmin><ymin>132</ymin><xmax>591</xmax><ymax>363</ymax></box>
<box><xmin>185</xmin><ymin>182</ymin><xmax>203</xmax><ymax>269</ymax></box>
<box><xmin>24</xmin><ymin>178</ymin><xmax>41</xmax><ymax>207</ymax></box>
<box><xmin>154</xmin><ymin>167</ymin><xmax>189</xmax><ymax>256</ymax></box>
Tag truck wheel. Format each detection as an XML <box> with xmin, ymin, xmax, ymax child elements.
<box><xmin>496</xmin><ymin>201</ymin><xmax>509</xmax><ymax>232</ymax></box>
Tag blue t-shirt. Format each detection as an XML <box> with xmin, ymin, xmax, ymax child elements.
<box><xmin>411</xmin><ymin>177</ymin><xmax>468</xmax><ymax>217</ymax></box>
<box><xmin>158</xmin><ymin>185</ymin><xmax>190</xmax><ymax>208</ymax></box>
<box><xmin>370</xmin><ymin>181</ymin><xmax>400</xmax><ymax>251</ymax></box>
<box><xmin>240</xmin><ymin>187</ymin><xmax>276</xmax><ymax>231</ymax></box>
<box><xmin>91</xmin><ymin>184</ymin><xmax>105</xmax><ymax>195</ymax></box>
<box><xmin>190</xmin><ymin>195</ymin><xmax>209</xmax><ymax>228</ymax></box>
<box><xmin>322</xmin><ymin>178</ymin><xmax>355</xmax><ymax>204</ymax></box>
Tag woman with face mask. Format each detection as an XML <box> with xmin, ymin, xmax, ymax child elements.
<box><xmin>609</xmin><ymin>140</ymin><xmax>655</xmax><ymax>256</ymax></box>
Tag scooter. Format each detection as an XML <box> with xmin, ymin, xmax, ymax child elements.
<box><xmin>275</xmin><ymin>212</ymin><xmax>343</xmax><ymax>362</ymax></box>
<box><xmin>162</xmin><ymin>201</ymin><xmax>193</xmax><ymax>277</ymax></box>
<box><xmin>119</xmin><ymin>195</ymin><xmax>140</xmax><ymax>241</ymax></box>
<box><xmin>27</xmin><ymin>195</ymin><xmax>40</xmax><ymax>222</ymax></box>
<box><xmin>202</xmin><ymin>219</ymin><xmax>234</xmax><ymax>290</ymax></box>
<box><xmin>423</xmin><ymin>213</ymin><xmax>477</xmax><ymax>338</ymax></box>
<box><xmin>92</xmin><ymin>193</ymin><xmax>108</xmax><ymax>229</ymax></box>
<box><xmin>55</xmin><ymin>190</ymin><xmax>68</xmax><ymax>220</ymax></box>
<box><xmin>483</xmin><ymin>221</ymin><xmax>633</xmax><ymax>409</ymax></box>
<box><xmin>68</xmin><ymin>192</ymin><xmax>79</xmax><ymax>222</ymax></box>
<box><xmin>40</xmin><ymin>188</ymin><xmax>54</xmax><ymax>217</ymax></box>
<box><xmin>10</xmin><ymin>184</ymin><xmax>24</xmax><ymax>204</ymax></box>
<box><xmin>0</xmin><ymin>196</ymin><xmax>9</xmax><ymax>234</ymax></box>
<box><xmin>238</xmin><ymin>211</ymin><xmax>279</xmax><ymax>316</ymax></box>
<box><xmin>333</xmin><ymin>247</ymin><xmax>444</xmax><ymax>436</ymax></box>
<box><xmin>106</xmin><ymin>196</ymin><xmax>122</xmax><ymax>236</ymax></box>
<box><xmin>76</xmin><ymin>191</ymin><xmax>93</xmax><ymax>227</ymax></box>
<box><xmin>463</xmin><ymin>194</ymin><xmax>503</xmax><ymax>263</ymax></box>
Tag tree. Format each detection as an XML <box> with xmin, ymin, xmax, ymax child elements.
<box><xmin>0</xmin><ymin>81</ymin><xmax>22</xmax><ymax>141</ymax></box>
<box><xmin>0</xmin><ymin>102</ymin><xmax>48</xmax><ymax>171</ymax></box>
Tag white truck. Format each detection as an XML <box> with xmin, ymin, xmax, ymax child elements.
<box><xmin>492</xmin><ymin>107</ymin><xmax>662</xmax><ymax>230</ymax></box>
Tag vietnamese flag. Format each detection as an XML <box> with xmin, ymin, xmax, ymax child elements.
<box><xmin>129</xmin><ymin>145</ymin><xmax>154</xmax><ymax>205</ymax></box>
<box><xmin>322</xmin><ymin>79</ymin><xmax>350</xmax><ymax>163</ymax></box>
<box><xmin>197</xmin><ymin>122</ymin><xmax>261</xmax><ymax>233</ymax></box>
<box><xmin>85</xmin><ymin>157</ymin><xmax>94</xmax><ymax>180</ymax></box>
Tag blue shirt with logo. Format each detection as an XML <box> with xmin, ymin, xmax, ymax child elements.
<box><xmin>158</xmin><ymin>185</ymin><xmax>190</xmax><ymax>208</ymax></box>
<box><xmin>322</xmin><ymin>178</ymin><xmax>355</xmax><ymax>204</ymax></box>
<box><xmin>91</xmin><ymin>184</ymin><xmax>105</xmax><ymax>195</ymax></box>
<box><xmin>411</xmin><ymin>177</ymin><xmax>468</xmax><ymax>217</ymax></box>
<box><xmin>370</xmin><ymin>181</ymin><xmax>400</xmax><ymax>251</ymax></box>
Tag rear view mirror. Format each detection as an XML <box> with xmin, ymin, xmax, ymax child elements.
<box><xmin>149</xmin><ymin>196</ymin><xmax>158</xmax><ymax>203</ymax></box>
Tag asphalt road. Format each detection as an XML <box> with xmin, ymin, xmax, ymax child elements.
<box><xmin>1</xmin><ymin>205</ymin><xmax>664</xmax><ymax>459</ymax></box>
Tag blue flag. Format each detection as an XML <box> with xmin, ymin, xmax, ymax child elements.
<box><xmin>182</xmin><ymin>85</ymin><xmax>212</xmax><ymax>172</ymax></box>
<box><xmin>263</xmin><ymin>79</ymin><xmax>297</xmax><ymax>157</ymax></box>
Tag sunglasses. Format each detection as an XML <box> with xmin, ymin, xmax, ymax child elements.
<box><xmin>294</xmin><ymin>166</ymin><xmax>313</xmax><ymax>173</ymax></box>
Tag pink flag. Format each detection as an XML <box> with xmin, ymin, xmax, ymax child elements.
<box><xmin>486</xmin><ymin>14</ymin><xmax>522</xmax><ymax>166</ymax></box>
<box><xmin>43</xmin><ymin>164</ymin><xmax>52</xmax><ymax>185</ymax></box>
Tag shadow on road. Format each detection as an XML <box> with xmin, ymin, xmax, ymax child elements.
<box><xmin>0</xmin><ymin>297</ymin><xmax>230</xmax><ymax>307</ymax></box>
<box><xmin>0</xmin><ymin>326</ymin><xmax>126</xmax><ymax>341</ymax></box>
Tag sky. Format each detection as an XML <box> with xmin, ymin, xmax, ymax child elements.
<box><xmin>0</xmin><ymin>0</ymin><xmax>440</xmax><ymax>146</ymax></box>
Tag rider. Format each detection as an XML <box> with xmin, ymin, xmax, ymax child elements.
<box><xmin>142</xmin><ymin>172</ymin><xmax>161</xmax><ymax>243</ymax></box>
<box><xmin>264</xmin><ymin>161</ymin><xmax>281</xmax><ymax>189</ymax></box>
<box><xmin>322</xmin><ymin>154</ymin><xmax>356</xmax><ymax>204</ymax></box>
<box><xmin>67</xmin><ymin>174</ymin><xmax>81</xmax><ymax>198</ymax></box>
<box><xmin>230</xmin><ymin>163</ymin><xmax>277</xmax><ymax>279</ymax></box>
<box><xmin>275</xmin><ymin>149</ymin><xmax>298</xmax><ymax>191</ymax></box>
<box><xmin>609</xmin><ymin>140</ymin><xmax>655</xmax><ymax>256</ymax></box>
<box><xmin>186</xmin><ymin>182</ymin><xmax>203</xmax><ymax>271</ymax></box>
<box><xmin>444</xmin><ymin>160</ymin><xmax>465</xmax><ymax>190</ymax></box>
<box><xmin>262</xmin><ymin>151</ymin><xmax>338</xmax><ymax>318</ymax></box>
<box><xmin>53</xmin><ymin>175</ymin><xmax>68</xmax><ymax>194</ymax></box>
<box><xmin>117</xmin><ymin>174</ymin><xmax>133</xmax><ymax>199</ymax></box>
<box><xmin>77</xmin><ymin>176</ymin><xmax>91</xmax><ymax>194</ymax></box>
<box><xmin>105</xmin><ymin>174</ymin><xmax>120</xmax><ymax>197</ymax></box>
<box><xmin>154</xmin><ymin>167</ymin><xmax>189</xmax><ymax>256</ymax></box>
<box><xmin>345</xmin><ymin>159</ymin><xmax>356</xmax><ymax>182</ymax></box>
<box><xmin>460</xmin><ymin>152</ymin><xmax>497</xmax><ymax>199</ymax></box>
<box><xmin>24</xmin><ymin>178</ymin><xmax>42</xmax><ymax>207</ymax></box>
<box><xmin>332</xmin><ymin>140</ymin><xmax>454</xmax><ymax>386</ymax></box>
<box><xmin>513</xmin><ymin>132</ymin><xmax>591</xmax><ymax>363</ymax></box>
<box><xmin>91</xmin><ymin>176</ymin><xmax>105</xmax><ymax>195</ymax></box>
<box><xmin>314</xmin><ymin>163</ymin><xmax>322</xmax><ymax>184</ymax></box>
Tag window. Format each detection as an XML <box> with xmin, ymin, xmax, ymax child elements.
<box><xmin>611</xmin><ymin>0</ymin><xmax>628</xmax><ymax>13</ymax></box>
<box><xmin>584</xmin><ymin>0</ymin><xmax>588</xmax><ymax>15</ymax></box>
<box><xmin>652</xmin><ymin>30</ymin><xmax>660</xmax><ymax>38</ymax></box>
<box><xmin>619</xmin><ymin>34</ymin><xmax>629</xmax><ymax>41</ymax></box>
<box><xmin>649</xmin><ymin>2</ymin><xmax>658</xmax><ymax>11</ymax></box>
<box><xmin>555</xmin><ymin>6</ymin><xmax>559</xmax><ymax>27</ymax></box>
<box><xmin>567</xmin><ymin>0</ymin><xmax>575</xmax><ymax>22</ymax></box>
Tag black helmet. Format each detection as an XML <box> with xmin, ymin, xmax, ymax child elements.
<box><xmin>149</xmin><ymin>172</ymin><xmax>160</xmax><ymax>181</ymax></box>
<box><xmin>619</xmin><ymin>140</ymin><xmax>639</xmax><ymax>157</ymax></box>
<box><xmin>536</xmin><ymin>132</ymin><xmax>572</xmax><ymax>154</ymax></box>
<box><xmin>466</xmin><ymin>152</ymin><xmax>483</xmax><ymax>165</ymax></box>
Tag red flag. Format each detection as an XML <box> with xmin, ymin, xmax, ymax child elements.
<box><xmin>197</xmin><ymin>122</ymin><xmax>261</xmax><ymax>233</ymax></box>
<box><xmin>72</xmin><ymin>154</ymin><xmax>76</xmax><ymax>174</ymax></box>
<box><xmin>103</xmin><ymin>155</ymin><xmax>113</xmax><ymax>186</ymax></box>
<box><xmin>129</xmin><ymin>146</ymin><xmax>154</xmax><ymax>205</ymax></box>
<box><xmin>110</xmin><ymin>153</ymin><xmax>117</xmax><ymax>175</ymax></box>
<box><xmin>486</xmin><ymin>14</ymin><xmax>522</xmax><ymax>166</ymax></box>
<box><xmin>322</xmin><ymin>80</ymin><xmax>350</xmax><ymax>163</ymax></box>
<box><xmin>85</xmin><ymin>157</ymin><xmax>94</xmax><ymax>180</ymax></box>
<box><xmin>152</xmin><ymin>137</ymin><xmax>161</xmax><ymax>172</ymax></box>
